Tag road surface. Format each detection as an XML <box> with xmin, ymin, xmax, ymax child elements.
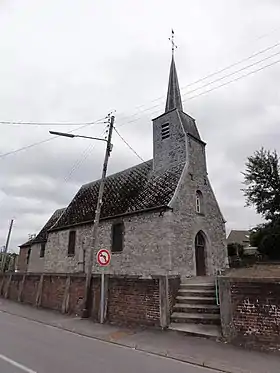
<box><xmin>0</xmin><ymin>310</ymin><xmax>218</xmax><ymax>373</ymax></box>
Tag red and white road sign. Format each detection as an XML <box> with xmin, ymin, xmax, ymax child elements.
<box><xmin>97</xmin><ymin>249</ymin><xmax>111</xmax><ymax>266</ymax></box>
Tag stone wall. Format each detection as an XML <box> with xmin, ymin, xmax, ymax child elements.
<box><xmin>44</xmin><ymin>211</ymin><xmax>175</xmax><ymax>276</ymax></box>
<box><xmin>153</xmin><ymin>109</ymin><xmax>186</xmax><ymax>172</ymax></box>
<box><xmin>0</xmin><ymin>273</ymin><xmax>179</xmax><ymax>327</ymax></box>
<box><xmin>28</xmin><ymin>243</ymin><xmax>45</xmax><ymax>273</ymax></box>
<box><xmin>219</xmin><ymin>276</ymin><xmax>280</xmax><ymax>352</ymax></box>
<box><xmin>168</xmin><ymin>135</ymin><xmax>227</xmax><ymax>276</ymax></box>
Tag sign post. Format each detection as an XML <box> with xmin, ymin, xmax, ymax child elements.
<box><xmin>97</xmin><ymin>249</ymin><xmax>111</xmax><ymax>323</ymax></box>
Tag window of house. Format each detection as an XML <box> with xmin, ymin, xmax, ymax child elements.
<box><xmin>112</xmin><ymin>222</ymin><xmax>124</xmax><ymax>253</ymax></box>
<box><xmin>68</xmin><ymin>231</ymin><xmax>76</xmax><ymax>256</ymax></box>
<box><xmin>161</xmin><ymin>122</ymin><xmax>170</xmax><ymax>140</ymax></box>
<box><xmin>26</xmin><ymin>248</ymin><xmax>31</xmax><ymax>265</ymax></box>
<box><xmin>40</xmin><ymin>243</ymin><xmax>46</xmax><ymax>258</ymax></box>
<box><xmin>196</xmin><ymin>190</ymin><xmax>203</xmax><ymax>214</ymax></box>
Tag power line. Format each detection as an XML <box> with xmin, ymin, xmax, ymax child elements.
<box><xmin>118</xmin><ymin>40</ymin><xmax>280</xmax><ymax>122</ymax></box>
<box><xmin>0</xmin><ymin>117</ymin><xmax>106</xmax><ymax>159</ymax></box>
<box><xmin>113</xmin><ymin>127</ymin><xmax>145</xmax><ymax>162</ymax></box>
<box><xmin>181</xmin><ymin>49</ymin><xmax>280</xmax><ymax>98</ymax></box>
<box><xmin>2</xmin><ymin>39</ymin><xmax>280</xmax><ymax>134</ymax></box>
<box><xmin>2</xmin><ymin>42</ymin><xmax>280</xmax><ymax>158</ymax></box>
<box><xmin>0</xmin><ymin>119</ymin><xmax>104</xmax><ymax>126</ymax></box>
<box><xmin>63</xmin><ymin>128</ymin><xmax>107</xmax><ymax>183</ymax></box>
<box><xmin>186</xmin><ymin>56</ymin><xmax>280</xmax><ymax>102</ymax></box>
<box><xmin>119</xmin><ymin>52</ymin><xmax>280</xmax><ymax>128</ymax></box>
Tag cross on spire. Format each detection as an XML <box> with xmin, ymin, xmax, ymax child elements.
<box><xmin>169</xmin><ymin>29</ymin><xmax>177</xmax><ymax>56</ymax></box>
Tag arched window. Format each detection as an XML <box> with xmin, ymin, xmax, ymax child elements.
<box><xmin>195</xmin><ymin>190</ymin><xmax>203</xmax><ymax>214</ymax></box>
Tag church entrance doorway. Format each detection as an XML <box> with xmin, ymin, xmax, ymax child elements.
<box><xmin>195</xmin><ymin>231</ymin><xmax>206</xmax><ymax>276</ymax></box>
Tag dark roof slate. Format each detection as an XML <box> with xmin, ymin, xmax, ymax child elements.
<box><xmin>51</xmin><ymin>161</ymin><xmax>184</xmax><ymax>231</ymax></box>
<box><xmin>178</xmin><ymin>111</ymin><xmax>201</xmax><ymax>140</ymax></box>
<box><xmin>165</xmin><ymin>56</ymin><xmax>183</xmax><ymax>113</ymax></box>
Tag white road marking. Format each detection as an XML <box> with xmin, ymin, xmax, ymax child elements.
<box><xmin>0</xmin><ymin>353</ymin><xmax>37</xmax><ymax>373</ymax></box>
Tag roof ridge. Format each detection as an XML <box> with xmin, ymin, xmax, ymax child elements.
<box><xmin>82</xmin><ymin>159</ymin><xmax>153</xmax><ymax>189</ymax></box>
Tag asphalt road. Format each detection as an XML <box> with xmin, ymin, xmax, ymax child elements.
<box><xmin>0</xmin><ymin>311</ymin><xmax>219</xmax><ymax>373</ymax></box>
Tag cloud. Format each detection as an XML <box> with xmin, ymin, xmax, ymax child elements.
<box><xmin>1</xmin><ymin>0</ymin><xmax>280</xmax><ymax>250</ymax></box>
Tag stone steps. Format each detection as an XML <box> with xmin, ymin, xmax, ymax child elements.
<box><xmin>169</xmin><ymin>277</ymin><xmax>221</xmax><ymax>338</ymax></box>
<box><xmin>176</xmin><ymin>296</ymin><xmax>217</xmax><ymax>305</ymax></box>
<box><xmin>169</xmin><ymin>323</ymin><xmax>221</xmax><ymax>339</ymax></box>
<box><xmin>173</xmin><ymin>303</ymin><xmax>220</xmax><ymax>314</ymax></box>
<box><xmin>180</xmin><ymin>282</ymin><xmax>215</xmax><ymax>289</ymax></box>
<box><xmin>178</xmin><ymin>288</ymin><xmax>215</xmax><ymax>297</ymax></box>
<box><xmin>171</xmin><ymin>312</ymin><xmax>220</xmax><ymax>325</ymax></box>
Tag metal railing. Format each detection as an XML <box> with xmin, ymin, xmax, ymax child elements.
<box><xmin>215</xmin><ymin>269</ymin><xmax>222</xmax><ymax>306</ymax></box>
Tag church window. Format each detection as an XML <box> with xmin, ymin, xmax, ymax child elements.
<box><xmin>196</xmin><ymin>190</ymin><xmax>203</xmax><ymax>214</ymax></box>
<box><xmin>40</xmin><ymin>243</ymin><xmax>46</xmax><ymax>258</ymax></box>
<box><xmin>26</xmin><ymin>248</ymin><xmax>31</xmax><ymax>265</ymax></box>
<box><xmin>68</xmin><ymin>230</ymin><xmax>76</xmax><ymax>256</ymax></box>
<box><xmin>112</xmin><ymin>222</ymin><xmax>124</xmax><ymax>253</ymax></box>
<box><xmin>161</xmin><ymin>123</ymin><xmax>170</xmax><ymax>139</ymax></box>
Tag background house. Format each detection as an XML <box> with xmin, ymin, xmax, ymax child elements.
<box><xmin>227</xmin><ymin>230</ymin><xmax>250</xmax><ymax>247</ymax></box>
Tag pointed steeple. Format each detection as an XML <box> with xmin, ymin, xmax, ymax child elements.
<box><xmin>165</xmin><ymin>56</ymin><xmax>183</xmax><ymax>113</ymax></box>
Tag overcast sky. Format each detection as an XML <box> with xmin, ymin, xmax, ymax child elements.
<box><xmin>1</xmin><ymin>0</ymin><xmax>280</xmax><ymax>252</ymax></box>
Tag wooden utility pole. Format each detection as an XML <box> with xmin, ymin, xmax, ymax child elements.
<box><xmin>82</xmin><ymin>114</ymin><xmax>114</xmax><ymax>317</ymax></box>
<box><xmin>1</xmin><ymin>219</ymin><xmax>14</xmax><ymax>272</ymax></box>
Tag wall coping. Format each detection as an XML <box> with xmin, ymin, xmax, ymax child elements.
<box><xmin>0</xmin><ymin>272</ymin><xmax>180</xmax><ymax>280</ymax></box>
<box><xmin>218</xmin><ymin>275</ymin><xmax>280</xmax><ymax>283</ymax></box>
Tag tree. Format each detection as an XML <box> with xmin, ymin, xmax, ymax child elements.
<box><xmin>249</xmin><ymin>219</ymin><xmax>280</xmax><ymax>260</ymax></box>
<box><xmin>242</xmin><ymin>148</ymin><xmax>280</xmax><ymax>222</ymax></box>
<box><xmin>0</xmin><ymin>253</ymin><xmax>17</xmax><ymax>272</ymax></box>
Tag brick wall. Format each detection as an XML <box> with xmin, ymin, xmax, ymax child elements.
<box><xmin>219</xmin><ymin>276</ymin><xmax>280</xmax><ymax>352</ymax></box>
<box><xmin>41</xmin><ymin>275</ymin><xmax>66</xmax><ymax>311</ymax></box>
<box><xmin>23</xmin><ymin>274</ymin><xmax>41</xmax><ymax>304</ymax></box>
<box><xmin>9</xmin><ymin>274</ymin><xmax>23</xmax><ymax>301</ymax></box>
<box><xmin>0</xmin><ymin>273</ymin><xmax>176</xmax><ymax>327</ymax></box>
<box><xmin>107</xmin><ymin>277</ymin><xmax>160</xmax><ymax>326</ymax></box>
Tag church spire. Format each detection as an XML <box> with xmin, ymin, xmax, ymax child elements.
<box><xmin>165</xmin><ymin>30</ymin><xmax>183</xmax><ymax>113</ymax></box>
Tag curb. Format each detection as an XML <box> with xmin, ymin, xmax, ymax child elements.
<box><xmin>0</xmin><ymin>307</ymin><xmax>251</xmax><ymax>373</ymax></box>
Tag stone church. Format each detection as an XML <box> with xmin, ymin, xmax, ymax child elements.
<box><xmin>21</xmin><ymin>54</ymin><xmax>228</xmax><ymax>277</ymax></box>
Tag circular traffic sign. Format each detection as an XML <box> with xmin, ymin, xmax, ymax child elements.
<box><xmin>97</xmin><ymin>249</ymin><xmax>111</xmax><ymax>266</ymax></box>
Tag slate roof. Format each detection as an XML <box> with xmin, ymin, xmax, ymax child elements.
<box><xmin>178</xmin><ymin>111</ymin><xmax>201</xmax><ymax>140</ymax></box>
<box><xmin>19</xmin><ymin>208</ymin><xmax>65</xmax><ymax>247</ymax></box>
<box><xmin>51</xmin><ymin>161</ymin><xmax>185</xmax><ymax>231</ymax></box>
<box><xmin>165</xmin><ymin>56</ymin><xmax>183</xmax><ymax>113</ymax></box>
<box><xmin>227</xmin><ymin>230</ymin><xmax>250</xmax><ymax>245</ymax></box>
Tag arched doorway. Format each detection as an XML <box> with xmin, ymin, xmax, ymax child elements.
<box><xmin>195</xmin><ymin>231</ymin><xmax>206</xmax><ymax>276</ymax></box>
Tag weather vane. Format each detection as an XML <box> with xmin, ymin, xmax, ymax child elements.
<box><xmin>169</xmin><ymin>29</ymin><xmax>177</xmax><ymax>56</ymax></box>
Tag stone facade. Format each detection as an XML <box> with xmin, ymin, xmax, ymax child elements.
<box><xmin>153</xmin><ymin>110</ymin><xmax>186</xmax><ymax>172</ymax></box>
<box><xmin>45</xmin><ymin>211</ymin><xmax>175</xmax><ymax>275</ymax></box>
<box><xmin>27</xmin><ymin>243</ymin><xmax>45</xmax><ymax>273</ymax></box>
<box><xmin>167</xmin><ymin>135</ymin><xmax>227</xmax><ymax>276</ymax></box>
